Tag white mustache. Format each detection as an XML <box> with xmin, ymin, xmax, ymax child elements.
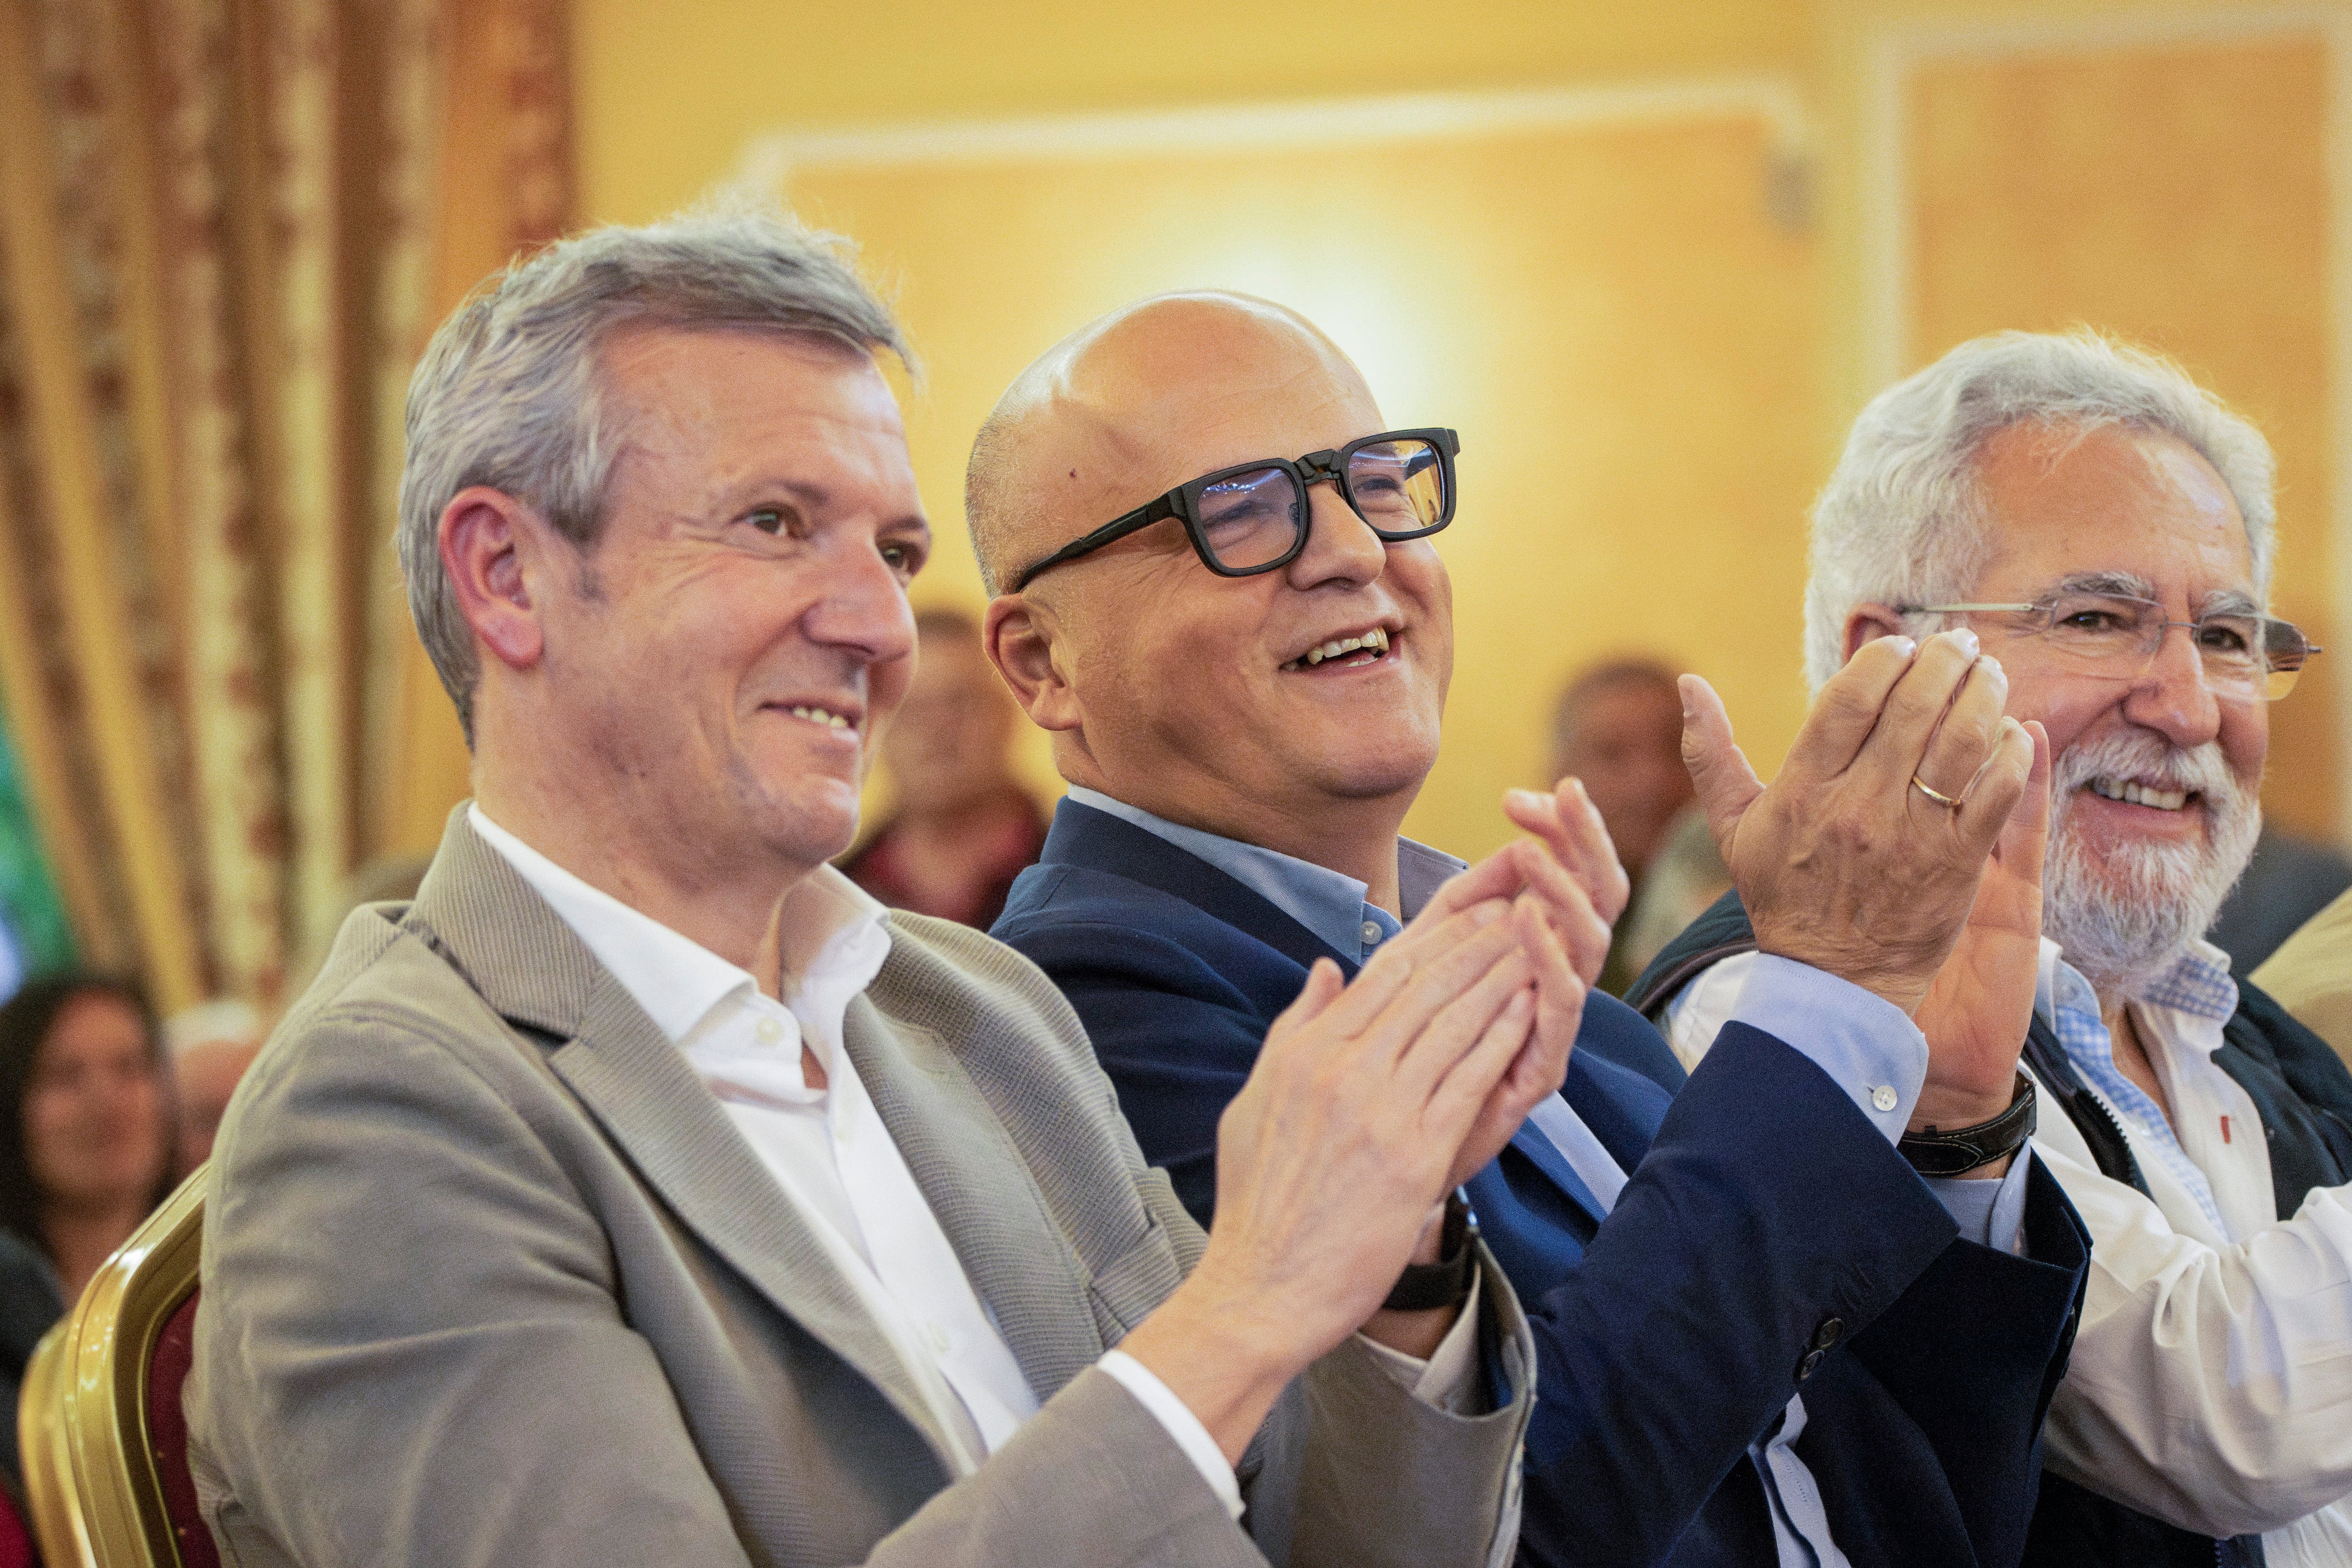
<box><xmin>2051</xmin><ymin>730</ymin><xmax>2245</xmax><ymax>815</ymax></box>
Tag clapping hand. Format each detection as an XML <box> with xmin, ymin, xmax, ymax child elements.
<box><xmin>1678</xmin><ymin>631</ymin><xmax>2043</xmax><ymax>1127</ymax></box>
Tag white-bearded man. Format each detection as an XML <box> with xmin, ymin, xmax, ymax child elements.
<box><xmin>1630</xmin><ymin>330</ymin><xmax>2352</xmax><ymax>1568</ymax></box>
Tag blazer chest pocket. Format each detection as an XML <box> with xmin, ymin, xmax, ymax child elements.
<box><xmin>1086</xmin><ymin>1217</ymin><xmax>1186</xmax><ymax>1346</ymax></box>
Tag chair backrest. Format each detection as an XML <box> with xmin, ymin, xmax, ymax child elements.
<box><xmin>16</xmin><ymin>1170</ymin><xmax>211</xmax><ymax>1568</ymax></box>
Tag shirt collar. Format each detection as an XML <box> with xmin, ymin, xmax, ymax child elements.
<box><xmin>467</xmin><ymin>803</ymin><xmax>891</xmax><ymax>1044</ymax></box>
<box><xmin>2038</xmin><ymin>934</ymin><xmax>2240</xmax><ymax>1045</ymax></box>
<box><xmin>1066</xmin><ymin>787</ymin><xmax>1465</xmax><ymax>962</ymax></box>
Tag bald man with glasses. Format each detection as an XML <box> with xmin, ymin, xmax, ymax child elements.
<box><xmin>972</xmin><ymin>290</ymin><xmax>2093</xmax><ymax>1568</ymax></box>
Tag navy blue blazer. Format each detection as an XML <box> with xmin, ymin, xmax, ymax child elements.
<box><xmin>995</xmin><ymin>799</ymin><xmax>2090</xmax><ymax>1568</ymax></box>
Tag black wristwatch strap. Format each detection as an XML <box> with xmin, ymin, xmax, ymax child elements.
<box><xmin>1898</xmin><ymin>1071</ymin><xmax>2038</xmax><ymax>1177</ymax></box>
<box><xmin>1381</xmin><ymin>1193</ymin><xmax>1476</xmax><ymax>1313</ymax></box>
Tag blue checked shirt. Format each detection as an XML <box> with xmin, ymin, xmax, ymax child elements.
<box><xmin>2044</xmin><ymin>948</ymin><xmax>2237</xmax><ymax>1239</ymax></box>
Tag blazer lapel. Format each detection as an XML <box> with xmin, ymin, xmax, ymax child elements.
<box><xmin>405</xmin><ymin>808</ymin><xmax>965</xmax><ymax>1471</ymax></box>
<box><xmin>1505</xmin><ymin>1119</ymin><xmax>1611</xmax><ymax>1233</ymax></box>
<box><xmin>1558</xmin><ymin>1047</ymin><xmax>1670</xmax><ymax>1173</ymax></box>
<box><xmin>842</xmin><ymin>972</ymin><xmax>1106</xmax><ymax>1404</ymax></box>
<box><xmin>1041</xmin><ymin>800</ymin><xmax>1358</xmax><ymax>978</ymax></box>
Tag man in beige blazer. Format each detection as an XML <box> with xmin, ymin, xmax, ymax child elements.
<box><xmin>186</xmin><ymin>210</ymin><xmax>1597</xmax><ymax>1567</ymax></box>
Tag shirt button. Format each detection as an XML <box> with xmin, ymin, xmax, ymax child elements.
<box><xmin>755</xmin><ymin>1018</ymin><xmax>786</xmax><ymax>1047</ymax></box>
<box><xmin>1361</xmin><ymin>920</ymin><xmax>1384</xmax><ymax>945</ymax></box>
<box><xmin>1871</xmin><ymin>1085</ymin><xmax>1898</xmax><ymax>1113</ymax></box>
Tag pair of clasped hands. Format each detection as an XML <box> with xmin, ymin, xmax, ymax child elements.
<box><xmin>1121</xmin><ymin>631</ymin><xmax>2051</xmax><ymax>1462</ymax></box>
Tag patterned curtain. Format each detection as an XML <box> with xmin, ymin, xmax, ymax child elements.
<box><xmin>0</xmin><ymin>0</ymin><xmax>572</xmax><ymax>1014</ymax></box>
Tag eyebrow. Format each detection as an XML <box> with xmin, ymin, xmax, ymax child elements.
<box><xmin>2196</xmin><ymin>586</ymin><xmax>2262</xmax><ymax>619</ymax></box>
<box><xmin>2035</xmin><ymin>572</ymin><xmax>2263</xmax><ymax>619</ymax></box>
<box><xmin>2043</xmin><ymin>570</ymin><xmax>2155</xmax><ymax>600</ymax></box>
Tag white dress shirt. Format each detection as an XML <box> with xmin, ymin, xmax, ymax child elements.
<box><xmin>1673</xmin><ymin>938</ymin><xmax>2352</xmax><ymax>1564</ymax></box>
<box><xmin>469</xmin><ymin>806</ymin><xmax>1479</xmax><ymax>1521</ymax></box>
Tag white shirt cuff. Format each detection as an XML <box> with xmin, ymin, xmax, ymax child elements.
<box><xmin>1923</xmin><ymin>1144</ymin><xmax>2036</xmax><ymax>1254</ymax></box>
<box><xmin>1355</xmin><ymin>1269</ymin><xmax>1486</xmax><ymax>1415</ymax></box>
<box><xmin>1732</xmin><ymin>953</ymin><xmax>1929</xmax><ymax>1144</ymax></box>
<box><xmin>1097</xmin><ymin>1348</ymin><xmax>1245</xmax><ymax>1521</ymax></box>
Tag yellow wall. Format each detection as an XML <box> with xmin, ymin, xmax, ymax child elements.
<box><xmin>566</xmin><ymin>0</ymin><xmax>2350</xmax><ymax>862</ymax></box>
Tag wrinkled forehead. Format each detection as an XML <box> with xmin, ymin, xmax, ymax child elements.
<box><xmin>1972</xmin><ymin>421</ymin><xmax>2257</xmax><ymax>601</ymax></box>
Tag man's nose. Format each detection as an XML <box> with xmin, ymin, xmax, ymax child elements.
<box><xmin>2122</xmin><ymin>621</ymin><xmax>2225</xmax><ymax>749</ymax></box>
<box><xmin>804</xmin><ymin>539</ymin><xmax>917</xmax><ymax>662</ymax></box>
<box><xmin>1284</xmin><ymin>482</ymin><xmax>1387</xmax><ymax>590</ymax></box>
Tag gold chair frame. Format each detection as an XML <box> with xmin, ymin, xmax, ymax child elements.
<box><xmin>18</xmin><ymin>1170</ymin><xmax>207</xmax><ymax>1568</ymax></box>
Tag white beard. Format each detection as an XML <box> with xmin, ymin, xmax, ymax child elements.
<box><xmin>2043</xmin><ymin>729</ymin><xmax>2261</xmax><ymax>998</ymax></box>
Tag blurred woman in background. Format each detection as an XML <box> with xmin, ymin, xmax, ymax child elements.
<box><xmin>0</xmin><ymin>974</ymin><xmax>175</xmax><ymax>1498</ymax></box>
<box><xmin>0</xmin><ymin>974</ymin><xmax>175</xmax><ymax>1301</ymax></box>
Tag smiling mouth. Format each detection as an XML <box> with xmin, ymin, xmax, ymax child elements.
<box><xmin>2086</xmin><ymin>776</ymin><xmax>2195</xmax><ymax>813</ymax></box>
<box><xmin>783</xmin><ymin>704</ymin><xmax>859</xmax><ymax>736</ymax></box>
<box><xmin>1281</xmin><ymin>627</ymin><xmax>1392</xmax><ymax>673</ymax></box>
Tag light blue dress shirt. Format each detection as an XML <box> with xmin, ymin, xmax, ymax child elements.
<box><xmin>1065</xmin><ymin>787</ymin><xmax>2030</xmax><ymax>1568</ymax></box>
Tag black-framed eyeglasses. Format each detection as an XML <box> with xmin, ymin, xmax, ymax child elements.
<box><xmin>1900</xmin><ymin>592</ymin><xmax>2321</xmax><ymax>701</ymax></box>
<box><xmin>1007</xmin><ymin>428</ymin><xmax>1460</xmax><ymax>592</ymax></box>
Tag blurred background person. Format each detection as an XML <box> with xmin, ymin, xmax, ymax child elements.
<box><xmin>0</xmin><ymin>975</ymin><xmax>175</xmax><ymax>1302</ymax></box>
<box><xmin>0</xmin><ymin>974</ymin><xmax>179</xmax><ymax>1490</ymax></box>
<box><xmin>166</xmin><ymin>998</ymin><xmax>266</xmax><ymax>1174</ymax></box>
<box><xmin>1547</xmin><ymin>657</ymin><xmax>1726</xmax><ymax>991</ymax></box>
<box><xmin>2207</xmin><ymin>824</ymin><xmax>2352</xmax><ymax>973</ymax></box>
<box><xmin>842</xmin><ymin>608</ymin><xmax>1047</xmax><ymax>928</ymax></box>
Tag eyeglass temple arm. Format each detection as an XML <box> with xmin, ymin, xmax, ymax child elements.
<box><xmin>1008</xmin><ymin>496</ymin><xmax>1177</xmax><ymax>592</ymax></box>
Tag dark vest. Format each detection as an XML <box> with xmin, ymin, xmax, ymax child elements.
<box><xmin>1626</xmin><ymin>889</ymin><xmax>2352</xmax><ymax>1568</ymax></box>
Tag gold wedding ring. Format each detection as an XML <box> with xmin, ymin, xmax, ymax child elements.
<box><xmin>1910</xmin><ymin>774</ymin><xmax>1964</xmax><ymax>809</ymax></box>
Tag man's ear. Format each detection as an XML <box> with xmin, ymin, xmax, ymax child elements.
<box><xmin>1843</xmin><ymin>603</ymin><xmax>1909</xmax><ymax>665</ymax></box>
<box><xmin>985</xmin><ymin>594</ymin><xmax>1081</xmax><ymax>734</ymax></box>
<box><xmin>440</xmin><ymin>486</ymin><xmax>554</xmax><ymax>673</ymax></box>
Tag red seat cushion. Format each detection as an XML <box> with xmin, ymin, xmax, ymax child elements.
<box><xmin>0</xmin><ymin>1482</ymin><xmax>34</xmax><ymax>1568</ymax></box>
<box><xmin>147</xmin><ymin>1291</ymin><xmax>218</xmax><ymax>1568</ymax></box>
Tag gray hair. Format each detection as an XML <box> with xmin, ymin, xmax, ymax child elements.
<box><xmin>1803</xmin><ymin>330</ymin><xmax>2277</xmax><ymax>690</ymax></box>
<box><xmin>397</xmin><ymin>207</ymin><xmax>911</xmax><ymax>739</ymax></box>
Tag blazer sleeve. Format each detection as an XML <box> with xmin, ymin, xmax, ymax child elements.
<box><xmin>1512</xmin><ymin>1022</ymin><xmax>1972</xmax><ymax>1568</ymax></box>
<box><xmin>1791</xmin><ymin>1154</ymin><xmax>2090</xmax><ymax>1568</ymax></box>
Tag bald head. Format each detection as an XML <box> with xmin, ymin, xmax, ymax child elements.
<box><xmin>966</xmin><ymin>292</ymin><xmax>1374</xmax><ymax>594</ymax></box>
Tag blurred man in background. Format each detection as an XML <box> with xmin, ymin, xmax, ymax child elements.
<box><xmin>841</xmin><ymin>607</ymin><xmax>1046</xmax><ymax>929</ymax></box>
<box><xmin>1546</xmin><ymin>659</ymin><xmax>1703</xmax><ymax>993</ymax></box>
<box><xmin>165</xmin><ymin>999</ymin><xmax>263</xmax><ymax>1172</ymax></box>
<box><xmin>1631</xmin><ymin>329</ymin><xmax>2352</xmax><ymax>1568</ymax></box>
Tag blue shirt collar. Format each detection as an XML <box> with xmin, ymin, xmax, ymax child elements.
<box><xmin>1065</xmin><ymin>788</ymin><xmax>1465</xmax><ymax>964</ymax></box>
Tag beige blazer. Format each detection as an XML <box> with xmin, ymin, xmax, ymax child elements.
<box><xmin>186</xmin><ymin>812</ymin><xmax>1532</xmax><ymax>1568</ymax></box>
<box><xmin>2256</xmin><ymin>886</ymin><xmax>2352</xmax><ymax>1064</ymax></box>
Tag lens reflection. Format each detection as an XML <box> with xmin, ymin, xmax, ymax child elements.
<box><xmin>1195</xmin><ymin>466</ymin><xmax>1304</xmax><ymax>570</ymax></box>
<box><xmin>1348</xmin><ymin>439</ymin><xmax>1446</xmax><ymax>535</ymax></box>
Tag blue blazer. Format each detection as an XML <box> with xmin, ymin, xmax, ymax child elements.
<box><xmin>995</xmin><ymin>799</ymin><xmax>2090</xmax><ymax>1568</ymax></box>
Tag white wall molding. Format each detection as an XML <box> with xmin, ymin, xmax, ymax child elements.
<box><xmin>724</xmin><ymin>75</ymin><xmax>1812</xmax><ymax>196</ymax></box>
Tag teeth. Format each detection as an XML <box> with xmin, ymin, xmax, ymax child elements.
<box><xmin>788</xmin><ymin>705</ymin><xmax>853</xmax><ymax>730</ymax></box>
<box><xmin>1299</xmin><ymin>627</ymin><xmax>1390</xmax><ymax>667</ymax></box>
<box><xmin>2090</xmin><ymin>777</ymin><xmax>2188</xmax><ymax>811</ymax></box>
